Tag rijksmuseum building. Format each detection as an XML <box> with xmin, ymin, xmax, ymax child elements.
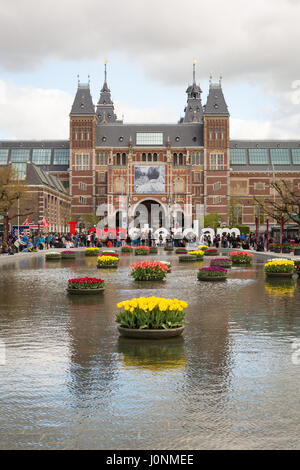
<box><xmin>1</xmin><ymin>64</ymin><xmax>300</xmax><ymax>232</ymax></box>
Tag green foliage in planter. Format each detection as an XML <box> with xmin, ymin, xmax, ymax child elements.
<box><xmin>46</xmin><ymin>252</ymin><xmax>61</xmax><ymax>260</ymax></box>
<box><xmin>178</xmin><ymin>255</ymin><xmax>197</xmax><ymax>262</ymax></box>
<box><xmin>149</xmin><ymin>247</ymin><xmax>158</xmax><ymax>254</ymax></box>
<box><xmin>121</xmin><ymin>245</ymin><xmax>133</xmax><ymax>253</ymax></box>
<box><xmin>164</xmin><ymin>246</ymin><xmax>174</xmax><ymax>251</ymax></box>
<box><xmin>197</xmin><ymin>266</ymin><xmax>228</xmax><ymax>279</ymax></box>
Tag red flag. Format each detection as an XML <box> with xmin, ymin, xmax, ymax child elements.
<box><xmin>42</xmin><ymin>217</ymin><xmax>49</xmax><ymax>228</ymax></box>
<box><xmin>23</xmin><ymin>216</ymin><xmax>29</xmax><ymax>225</ymax></box>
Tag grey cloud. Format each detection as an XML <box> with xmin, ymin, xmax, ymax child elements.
<box><xmin>0</xmin><ymin>0</ymin><xmax>300</xmax><ymax>91</ymax></box>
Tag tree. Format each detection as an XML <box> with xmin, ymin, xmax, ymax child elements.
<box><xmin>204</xmin><ymin>213</ymin><xmax>222</xmax><ymax>231</ymax></box>
<box><xmin>254</xmin><ymin>179</ymin><xmax>300</xmax><ymax>238</ymax></box>
<box><xmin>0</xmin><ymin>165</ymin><xmax>31</xmax><ymax>241</ymax></box>
<box><xmin>80</xmin><ymin>213</ymin><xmax>100</xmax><ymax>229</ymax></box>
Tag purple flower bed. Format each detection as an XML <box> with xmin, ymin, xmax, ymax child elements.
<box><xmin>198</xmin><ymin>266</ymin><xmax>228</xmax><ymax>279</ymax></box>
<box><xmin>211</xmin><ymin>258</ymin><xmax>231</xmax><ymax>262</ymax></box>
<box><xmin>62</xmin><ymin>250</ymin><xmax>76</xmax><ymax>254</ymax></box>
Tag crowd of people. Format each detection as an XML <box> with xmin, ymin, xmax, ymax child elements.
<box><xmin>0</xmin><ymin>228</ymin><xmax>295</xmax><ymax>256</ymax></box>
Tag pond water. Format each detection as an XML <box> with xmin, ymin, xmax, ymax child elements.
<box><xmin>0</xmin><ymin>251</ymin><xmax>299</xmax><ymax>450</ymax></box>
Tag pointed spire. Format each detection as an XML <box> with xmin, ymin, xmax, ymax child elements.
<box><xmin>193</xmin><ymin>59</ymin><xmax>196</xmax><ymax>84</ymax></box>
<box><xmin>96</xmin><ymin>60</ymin><xmax>117</xmax><ymax>123</ymax></box>
<box><xmin>182</xmin><ymin>60</ymin><xmax>203</xmax><ymax>123</ymax></box>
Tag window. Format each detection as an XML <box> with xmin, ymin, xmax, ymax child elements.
<box><xmin>53</xmin><ymin>149</ymin><xmax>69</xmax><ymax>165</ymax></box>
<box><xmin>12</xmin><ymin>163</ymin><xmax>27</xmax><ymax>180</ymax></box>
<box><xmin>96</xmin><ymin>152</ymin><xmax>108</xmax><ymax>166</ymax></box>
<box><xmin>99</xmin><ymin>186</ymin><xmax>106</xmax><ymax>195</ymax></box>
<box><xmin>230</xmin><ymin>148</ymin><xmax>247</xmax><ymax>164</ymax></box>
<box><xmin>79</xmin><ymin>182</ymin><xmax>87</xmax><ymax>190</ymax></box>
<box><xmin>210</xmin><ymin>153</ymin><xmax>224</xmax><ymax>170</ymax></box>
<box><xmin>148</xmin><ymin>153</ymin><xmax>152</xmax><ymax>162</ymax></box>
<box><xmin>194</xmin><ymin>172</ymin><xmax>201</xmax><ymax>182</ymax></box>
<box><xmin>74</xmin><ymin>129</ymin><xmax>78</xmax><ymax>140</ymax></box>
<box><xmin>87</xmin><ymin>129</ymin><xmax>90</xmax><ymax>140</ymax></box>
<box><xmin>214</xmin><ymin>196</ymin><xmax>221</xmax><ymax>205</ymax></box>
<box><xmin>195</xmin><ymin>186</ymin><xmax>201</xmax><ymax>196</ymax></box>
<box><xmin>142</xmin><ymin>153</ymin><xmax>146</xmax><ymax>161</ymax></box>
<box><xmin>254</xmin><ymin>182</ymin><xmax>265</xmax><ymax>190</ymax></box>
<box><xmin>192</xmin><ymin>152</ymin><xmax>203</xmax><ymax>165</ymax></box>
<box><xmin>215</xmin><ymin>127</ymin><xmax>218</xmax><ymax>140</ymax></box>
<box><xmin>116</xmin><ymin>153</ymin><xmax>126</xmax><ymax>165</ymax></box>
<box><xmin>99</xmin><ymin>172</ymin><xmax>106</xmax><ymax>182</ymax></box>
<box><xmin>153</xmin><ymin>153</ymin><xmax>158</xmax><ymax>162</ymax></box>
<box><xmin>136</xmin><ymin>132</ymin><xmax>163</xmax><ymax>145</ymax></box>
<box><xmin>32</xmin><ymin>149</ymin><xmax>51</xmax><ymax>165</ymax></box>
<box><xmin>292</xmin><ymin>149</ymin><xmax>300</xmax><ymax>164</ymax></box>
<box><xmin>270</xmin><ymin>149</ymin><xmax>290</xmax><ymax>165</ymax></box>
<box><xmin>75</xmin><ymin>154</ymin><xmax>89</xmax><ymax>171</ymax></box>
<box><xmin>79</xmin><ymin>196</ymin><xmax>86</xmax><ymax>204</ymax></box>
<box><xmin>221</xmin><ymin>127</ymin><xmax>225</xmax><ymax>140</ymax></box>
<box><xmin>11</xmin><ymin>149</ymin><xmax>30</xmax><ymax>162</ymax></box>
<box><xmin>0</xmin><ymin>149</ymin><xmax>8</xmax><ymax>164</ymax></box>
<box><xmin>209</xmin><ymin>128</ymin><xmax>213</xmax><ymax>140</ymax></box>
<box><xmin>213</xmin><ymin>182</ymin><xmax>221</xmax><ymax>191</ymax></box>
<box><xmin>81</xmin><ymin>129</ymin><xmax>84</xmax><ymax>141</ymax></box>
<box><xmin>249</xmin><ymin>149</ymin><xmax>269</xmax><ymax>164</ymax></box>
<box><xmin>174</xmin><ymin>153</ymin><xmax>183</xmax><ymax>165</ymax></box>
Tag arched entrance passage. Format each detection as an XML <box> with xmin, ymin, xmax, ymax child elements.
<box><xmin>133</xmin><ymin>199</ymin><xmax>166</xmax><ymax>230</ymax></box>
<box><xmin>115</xmin><ymin>211</ymin><xmax>122</xmax><ymax>229</ymax></box>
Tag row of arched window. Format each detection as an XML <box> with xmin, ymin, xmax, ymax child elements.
<box><xmin>173</xmin><ymin>153</ymin><xmax>184</xmax><ymax>165</ymax></box>
<box><xmin>116</xmin><ymin>153</ymin><xmax>126</xmax><ymax>165</ymax></box>
<box><xmin>142</xmin><ymin>153</ymin><xmax>158</xmax><ymax>162</ymax></box>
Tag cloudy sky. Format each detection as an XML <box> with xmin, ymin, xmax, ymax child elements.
<box><xmin>0</xmin><ymin>0</ymin><xmax>300</xmax><ymax>140</ymax></box>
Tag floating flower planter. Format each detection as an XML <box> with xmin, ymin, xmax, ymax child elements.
<box><xmin>294</xmin><ymin>260</ymin><xmax>300</xmax><ymax>274</ymax></box>
<box><xmin>164</xmin><ymin>246</ymin><xmax>174</xmax><ymax>252</ymax></box>
<box><xmin>67</xmin><ymin>277</ymin><xmax>105</xmax><ymax>294</ymax></box>
<box><xmin>230</xmin><ymin>251</ymin><xmax>253</xmax><ymax>265</ymax></box>
<box><xmin>116</xmin><ymin>296</ymin><xmax>188</xmax><ymax>339</ymax></box>
<box><xmin>130</xmin><ymin>261</ymin><xmax>170</xmax><ymax>281</ymax></box>
<box><xmin>204</xmin><ymin>248</ymin><xmax>219</xmax><ymax>256</ymax></box>
<box><xmin>45</xmin><ymin>252</ymin><xmax>61</xmax><ymax>260</ymax></box>
<box><xmin>198</xmin><ymin>245</ymin><xmax>208</xmax><ymax>252</ymax></box>
<box><xmin>188</xmin><ymin>250</ymin><xmax>204</xmax><ymax>260</ymax></box>
<box><xmin>121</xmin><ymin>245</ymin><xmax>133</xmax><ymax>253</ymax></box>
<box><xmin>264</xmin><ymin>259</ymin><xmax>295</xmax><ymax>278</ymax></box>
<box><xmin>61</xmin><ymin>250</ymin><xmax>76</xmax><ymax>259</ymax></box>
<box><xmin>102</xmin><ymin>250</ymin><xmax>118</xmax><ymax>257</ymax></box>
<box><xmin>197</xmin><ymin>266</ymin><xmax>228</xmax><ymax>281</ymax></box>
<box><xmin>293</xmin><ymin>246</ymin><xmax>300</xmax><ymax>256</ymax></box>
<box><xmin>179</xmin><ymin>254</ymin><xmax>197</xmax><ymax>262</ymax></box>
<box><xmin>210</xmin><ymin>258</ymin><xmax>232</xmax><ymax>268</ymax></box>
<box><xmin>175</xmin><ymin>248</ymin><xmax>187</xmax><ymax>254</ymax></box>
<box><xmin>149</xmin><ymin>246</ymin><xmax>158</xmax><ymax>254</ymax></box>
<box><xmin>85</xmin><ymin>247</ymin><xmax>99</xmax><ymax>256</ymax></box>
<box><xmin>134</xmin><ymin>246</ymin><xmax>150</xmax><ymax>256</ymax></box>
<box><xmin>159</xmin><ymin>261</ymin><xmax>171</xmax><ymax>271</ymax></box>
<box><xmin>97</xmin><ymin>255</ymin><xmax>119</xmax><ymax>268</ymax></box>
